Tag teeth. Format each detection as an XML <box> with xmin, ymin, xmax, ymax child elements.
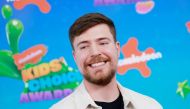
<box><xmin>91</xmin><ymin>62</ymin><xmax>105</xmax><ymax>67</ymax></box>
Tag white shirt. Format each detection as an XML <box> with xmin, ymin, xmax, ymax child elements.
<box><xmin>50</xmin><ymin>82</ymin><xmax>163</xmax><ymax>109</ymax></box>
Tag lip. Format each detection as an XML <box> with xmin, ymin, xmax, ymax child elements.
<box><xmin>87</xmin><ymin>61</ymin><xmax>109</xmax><ymax>69</ymax></box>
<box><xmin>88</xmin><ymin>58</ymin><xmax>108</xmax><ymax>64</ymax></box>
<box><xmin>90</xmin><ymin>61</ymin><xmax>107</xmax><ymax>67</ymax></box>
<box><xmin>85</xmin><ymin>55</ymin><xmax>110</xmax><ymax>69</ymax></box>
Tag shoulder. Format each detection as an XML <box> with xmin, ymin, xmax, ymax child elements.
<box><xmin>50</xmin><ymin>92</ymin><xmax>76</xmax><ymax>109</ymax></box>
<box><xmin>121</xmin><ymin>86</ymin><xmax>163</xmax><ymax>109</ymax></box>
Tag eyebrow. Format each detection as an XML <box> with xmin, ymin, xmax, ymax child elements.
<box><xmin>96</xmin><ymin>37</ymin><xmax>111</xmax><ymax>42</ymax></box>
<box><xmin>77</xmin><ymin>37</ymin><xmax>111</xmax><ymax>47</ymax></box>
<box><xmin>77</xmin><ymin>41</ymin><xmax>89</xmax><ymax>47</ymax></box>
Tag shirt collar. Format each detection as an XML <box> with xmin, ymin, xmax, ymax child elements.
<box><xmin>74</xmin><ymin>81</ymin><xmax>100</xmax><ymax>109</ymax></box>
<box><xmin>74</xmin><ymin>81</ymin><xmax>136</xmax><ymax>109</ymax></box>
<box><xmin>117</xmin><ymin>82</ymin><xmax>136</xmax><ymax>109</ymax></box>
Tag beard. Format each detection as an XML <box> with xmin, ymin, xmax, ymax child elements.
<box><xmin>82</xmin><ymin>55</ymin><xmax>117</xmax><ymax>86</ymax></box>
<box><xmin>83</xmin><ymin>68</ymin><xmax>116</xmax><ymax>86</ymax></box>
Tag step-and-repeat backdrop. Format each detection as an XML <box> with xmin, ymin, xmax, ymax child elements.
<box><xmin>0</xmin><ymin>0</ymin><xmax>190</xmax><ymax>108</ymax></box>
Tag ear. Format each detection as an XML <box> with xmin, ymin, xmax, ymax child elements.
<box><xmin>116</xmin><ymin>41</ymin><xmax>120</xmax><ymax>58</ymax></box>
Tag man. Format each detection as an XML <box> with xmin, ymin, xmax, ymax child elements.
<box><xmin>50</xmin><ymin>13</ymin><xmax>163</xmax><ymax>109</ymax></box>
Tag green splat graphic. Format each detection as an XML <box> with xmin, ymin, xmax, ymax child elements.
<box><xmin>177</xmin><ymin>80</ymin><xmax>190</xmax><ymax>98</ymax></box>
<box><xmin>1</xmin><ymin>5</ymin><xmax>12</xmax><ymax>20</ymax></box>
<box><xmin>6</xmin><ymin>19</ymin><xmax>24</xmax><ymax>54</ymax></box>
<box><xmin>0</xmin><ymin>50</ymin><xmax>21</xmax><ymax>79</ymax></box>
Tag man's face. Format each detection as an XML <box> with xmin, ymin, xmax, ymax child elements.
<box><xmin>73</xmin><ymin>24</ymin><xmax>120</xmax><ymax>86</ymax></box>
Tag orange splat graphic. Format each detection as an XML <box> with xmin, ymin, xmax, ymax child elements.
<box><xmin>186</xmin><ymin>21</ymin><xmax>190</xmax><ymax>33</ymax></box>
<box><xmin>117</xmin><ymin>37</ymin><xmax>155</xmax><ymax>77</ymax></box>
<box><xmin>135</xmin><ymin>0</ymin><xmax>155</xmax><ymax>14</ymax></box>
<box><xmin>13</xmin><ymin>44</ymin><xmax>47</xmax><ymax>70</ymax></box>
<box><xmin>13</xmin><ymin>0</ymin><xmax>51</xmax><ymax>13</ymax></box>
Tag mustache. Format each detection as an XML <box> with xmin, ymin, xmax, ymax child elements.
<box><xmin>86</xmin><ymin>55</ymin><xmax>110</xmax><ymax>65</ymax></box>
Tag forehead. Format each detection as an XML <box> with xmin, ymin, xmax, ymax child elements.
<box><xmin>73</xmin><ymin>24</ymin><xmax>114</xmax><ymax>46</ymax></box>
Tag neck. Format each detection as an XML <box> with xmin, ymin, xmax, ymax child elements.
<box><xmin>84</xmin><ymin>77</ymin><xmax>120</xmax><ymax>102</ymax></box>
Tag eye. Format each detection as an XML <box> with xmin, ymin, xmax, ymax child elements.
<box><xmin>100</xmin><ymin>42</ymin><xmax>108</xmax><ymax>45</ymax></box>
<box><xmin>80</xmin><ymin>46</ymin><xmax>88</xmax><ymax>50</ymax></box>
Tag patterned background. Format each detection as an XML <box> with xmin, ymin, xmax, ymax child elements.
<box><xmin>0</xmin><ymin>0</ymin><xmax>190</xmax><ymax>108</ymax></box>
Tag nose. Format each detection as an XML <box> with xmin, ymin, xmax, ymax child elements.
<box><xmin>90</xmin><ymin>44</ymin><xmax>101</xmax><ymax>57</ymax></box>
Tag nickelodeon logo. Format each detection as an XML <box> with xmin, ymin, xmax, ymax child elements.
<box><xmin>6</xmin><ymin>0</ymin><xmax>20</xmax><ymax>2</ymax></box>
<box><xmin>117</xmin><ymin>37</ymin><xmax>162</xmax><ymax>77</ymax></box>
<box><xmin>94</xmin><ymin>0</ymin><xmax>142</xmax><ymax>5</ymax></box>
<box><xmin>13</xmin><ymin>44</ymin><xmax>47</xmax><ymax>70</ymax></box>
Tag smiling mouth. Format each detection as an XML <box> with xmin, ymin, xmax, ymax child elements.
<box><xmin>88</xmin><ymin>61</ymin><xmax>108</xmax><ymax>68</ymax></box>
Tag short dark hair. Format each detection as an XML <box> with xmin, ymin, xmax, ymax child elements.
<box><xmin>69</xmin><ymin>13</ymin><xmax>116</xmax><ymax>49</ymax></box>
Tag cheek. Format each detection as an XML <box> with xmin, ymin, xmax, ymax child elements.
<box><xmin>103</xmin><ymin>47</ymin><xmax>119</xmax><ymax>65</ymax></box>
<box><xmin>103</xmin><ymin>47</ymin><xmax>118</xmax><ymax>57</ymax></box>
<box><xmin>75</xmin><ymin>55</ymin><xmax>85</xmax><ymax>74</ymax></box>
<box><xmin>75</xmin><ymin>53</ymin><xmax>87</xmax><ymax>67</ymax></box>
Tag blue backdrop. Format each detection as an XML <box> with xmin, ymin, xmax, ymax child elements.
<box><xmin>0</xmin><ymin>0</ymin><xmax>190</xmax><ymax>109</ymax></box>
